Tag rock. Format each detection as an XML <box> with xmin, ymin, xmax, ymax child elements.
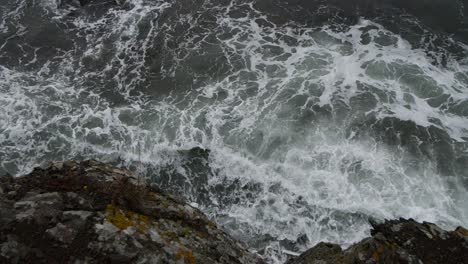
<box><xmin>455</xmin><ymin>226</ymin><xmax>468</xmax><ymax>237</ymax></box>
<box><xmin>288</xmin><ymin>218</ymin><xmax>468</xmax><ymax>264</ymax></box>
<box><xmin>0</xmin><ymin>198</ymin><xmax>14</xmax><ymax>227</ymax></box>
<box><xmin>6</xmin><ymin>191</ymin><xmax>16</xmax><ymax>199</ymax></box>
<box><xmin>0</xmin><ymin>160</ymin><xmax>263</xmax><ymax>264</ymax></box>
<box><xmin>2</xmin><ymin>159</ymin><xmax>466</xmax><ymax>264</ymax></box>
<box><xmin>0</xmin><ymin>235</ymin><xmax>29</xmax><ymax>263</ymax></box>
<box><xmin>46</xmin><ymin>223</ymin><xmax>77</xmax><ymax>244</ymax></box>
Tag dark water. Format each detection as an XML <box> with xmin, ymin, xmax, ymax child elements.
<box><xmin>1</xmin><ymin>0</ymin><xmax>468</xmax><ymax>262</ymax></box>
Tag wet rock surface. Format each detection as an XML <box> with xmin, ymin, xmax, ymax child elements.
<box><xmin>0</xmin><ymin>160</ymin><xmax>263</xmax><ymax>264</ymax></box>
<box><xmin>287</xmin><ymin>218</ymin><xmax>468</xmax><ymax>264</ymax></box>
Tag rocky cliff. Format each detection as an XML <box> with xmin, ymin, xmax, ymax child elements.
<box><xmin>0</xmin><ymin>160</ymin><xmax>263</xmax><ymax>264</ymax></box>
<box><xmin>1</xmin><ymin>159</ymin><xmax>467</xmax><ymax>264</ymax></box>
<box><xmin>287</xmin><ymin>219</ymin><xmax>468</xmax><ymax>264</ymax></box>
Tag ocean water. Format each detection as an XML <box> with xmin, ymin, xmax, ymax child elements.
<box><xmin>1</xmin><ymin>0</ymin><xmax>468</xmax><ymax>262</ymax></box>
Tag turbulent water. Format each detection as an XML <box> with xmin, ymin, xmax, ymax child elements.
<box><xmin>1</xmin><ymin>0</ymin><xmax>468</xmax><ymax>262</ymax></box>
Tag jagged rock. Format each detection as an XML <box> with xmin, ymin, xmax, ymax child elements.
<box><xmin>287</xmin><ymin>218</ymin><xmax>468</xmax><ymax>264</ymax></box>
<box><xmin>2</xmin><ymin>159</ymin><xmax>466</xmax><ymax>264</ymax></box>
<box><xmin>0</xmin><ymin>160</ymin><xmax>263</xmax><ymax>264</ymax></box>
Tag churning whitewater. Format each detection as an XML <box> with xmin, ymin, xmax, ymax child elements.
<box><xmin>1</xmin><ymin>0</ymin><xmax>468</xmax><ymax>262</ymax></box>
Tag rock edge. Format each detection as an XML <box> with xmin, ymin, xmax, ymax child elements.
<box><xmin>287</xmin><ymin>218</ymin><xmax>468</xmax><ymax>264</ymax></box>
<box><xmin>0</xmin><ymin>160</ymin><xmax>263</xmax><ymax>264</ymax></box>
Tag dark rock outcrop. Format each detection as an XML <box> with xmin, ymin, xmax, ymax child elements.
<box><xmin>1</xmin><ymin>159</ymin><xmax>467</xmax><ymax>264</ymax></box>
<box><xmin>0</xmin><ymin>160</ymin><xmax>263</xmax><ymax>264</ymax></box>
<box><xmin>287</xmin><ymin>218</ymin><xmax>468</xmax><ymax>264</ymax></box>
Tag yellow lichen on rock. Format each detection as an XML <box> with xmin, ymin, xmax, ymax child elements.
<box><xmin>162</xmin><ymin>230</ymin><xmax>180</xmax><ymax>242</ymax></box>
<box><xmin>106</xmin><ymin>204</ymin><xmax>150</xmax><ymax>232</ymax></box>
<box><xmin>181</xmin><ymin>228</ymin><xmax>191</xmax><ymax>237</ymax></box>
<box><xmin>148</xmin><ymin>191</ymin><xmax>158</xmax><ymax>199</ymax></box>
<box><xmin>455</xmin><ymin>226</ymin><xmax>468</xmax><ymax>236</ymax></box>
<box><xmin>136</xmin><ymin>214</ymin><xmax>150</xmax><ymax>232</ymax></box>
<box><xmin>372</xmin><ymin>244</ymin><xmax>384</xmax><ymax>262</ymax></box>
<box><xmin>207</xmin><ymin>221</ymin><xmax>217</xmax><ymax>229</ymax></box>
<box><xmin>176</xmin><ymin>249</ymin><xmax>196</xmax><ymax>264</ymax></box>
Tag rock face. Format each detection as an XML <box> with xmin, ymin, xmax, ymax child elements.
<box><xmin>0</xmin><ymin>160</ymin><xmax>263</xmax><ymax>264</ymax></box>
<box><xmin>1</xmin><ymin>160</ymin><xmax>467</xmax><ymax>264</ymax></box>
<box><xmin>287</xmin><ymin>218</ymin><xmax>468</xmax><ymax>264</ymax></box>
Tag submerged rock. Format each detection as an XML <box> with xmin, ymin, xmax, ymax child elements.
<box><xmin>287</xmin><ymin>218</ymin><xmax>468</xmax><ymax>264</ymax></box>
<box><xmin>0</xmin><ymin>160</ymin><xmax>263</xmax><ymax>264</ymax></box>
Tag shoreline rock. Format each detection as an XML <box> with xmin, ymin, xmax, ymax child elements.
<box><xmin>1</xmin><ymin>159</ymin><xmax>467</xmax><ymax>263</ymax></box>
<box><xmin>287</xmin><ymin>218</ymin><xmax>468</xmax><ymax>264</ymax></box>
<box><xmin>0</xmin><ymin>160</ymin><xmax>263</xmax><ymax>264</ymax></box>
